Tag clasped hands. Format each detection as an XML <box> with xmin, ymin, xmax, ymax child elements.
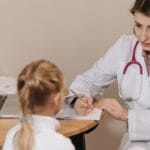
<box><xmin>74</xmin><ymin>94</ymin><xmax>128</xmax><ymax>121</ymax></box>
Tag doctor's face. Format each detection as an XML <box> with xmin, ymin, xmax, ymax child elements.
<box><xmin>134</xmin><ymin>12</ymin><xmax>150</xmax><ymax>51</ymax></box>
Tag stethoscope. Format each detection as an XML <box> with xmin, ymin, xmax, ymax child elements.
<box><xmin>119</xmin><ymin>41</ymin><xmax>143</xmax><ymax>101</ymax></box>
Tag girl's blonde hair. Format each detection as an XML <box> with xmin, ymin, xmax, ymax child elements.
<box><xmin>13</xmin><ymin>59</ymin><xmax>63</xmax><ymax>150</ymax></box>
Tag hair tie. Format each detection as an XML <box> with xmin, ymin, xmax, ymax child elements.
<box><xmin>20</xmin><ymin>115</ymin><xmax>27</xmax><ymax>123</ymax></box>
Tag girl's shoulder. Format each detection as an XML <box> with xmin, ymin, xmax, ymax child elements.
<box><xmin>3</xmin><ymin>124</ymin><xmax>21</xmax><ymax>150</ymax></box>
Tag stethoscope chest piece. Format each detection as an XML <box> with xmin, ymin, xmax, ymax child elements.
<box><xmin>126</xmin><ymin>98</ymin><xmax>133</xmax><ymax>102</ymax></box>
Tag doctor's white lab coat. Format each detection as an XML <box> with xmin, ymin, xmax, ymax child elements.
<box><xmin>68</xmin><ymin>35</ymin><xmax>150</xmax><ymax>149</ymax></box>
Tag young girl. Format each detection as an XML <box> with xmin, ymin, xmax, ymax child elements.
<box><xmin>3</xmin><ymin>59</ymin><xmax>75</xmax><ymax>150</ymax></box>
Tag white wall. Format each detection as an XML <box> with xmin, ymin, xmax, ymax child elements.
<box><xmin>0</xmin><ymin>0</ymin><xmax>135</xmax><ymax>149</ymax></box>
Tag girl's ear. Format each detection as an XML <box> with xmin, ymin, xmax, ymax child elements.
<box><xmin>51</xmin><ymin>92</ymin><xmax>62</xmax><ymax>114</ymax></box>
<box><xmin>49</xmin><ymin>92</ymin><xmax>62</xmax><ymax>108</ymax></box>
<box><xmin>53</xmin><ymin>93</ymin><xmax>61</xmax><ymax>105</ymax></box>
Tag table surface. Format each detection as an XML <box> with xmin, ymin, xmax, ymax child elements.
<box><xmin>0</xmin><ymin>118</ymin><xmax>98</xmax><ymax>146</ymax></box>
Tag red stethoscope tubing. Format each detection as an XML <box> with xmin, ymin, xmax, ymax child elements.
<box><xmin>120</xmin><ymin>40</ymin><xmax>143</xmax><ymax>101</ymax></box>
<box><xmin>123</xmin><ymin>41</ymin><xmax>143</xmax><ymax>74</ymax></box>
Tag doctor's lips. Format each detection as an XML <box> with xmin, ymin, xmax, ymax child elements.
<box><xmin>141</xmin><ymin>42</ymin><xmax>150</xmax><ymax>48</ymax></box>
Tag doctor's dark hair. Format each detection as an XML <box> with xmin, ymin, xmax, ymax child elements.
<box><xmin>130</xmin><ymin>0</ymin><xmax>150</xmax><ymax>16</ymax></box>
<box><xmin>13</xmin><ymin>59</ymin><xmax>63</xmax><ymax>150</ymax></box>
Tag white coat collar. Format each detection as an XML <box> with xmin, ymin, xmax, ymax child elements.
<box><xmin>135</xmin><ymin>39</ymin><xmax>148</xmax><ymax>75</ymax></box>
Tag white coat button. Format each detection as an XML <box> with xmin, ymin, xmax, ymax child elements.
<box><xmin>126</xmin><ymin>98</ymin><xmax>132</xmax><ymax>102</ymax></box>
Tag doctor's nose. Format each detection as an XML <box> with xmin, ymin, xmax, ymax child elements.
<box><xmin>139</xmin><ymin>30</ymin><xmax>149</xmax><ymax>42</ymax></box>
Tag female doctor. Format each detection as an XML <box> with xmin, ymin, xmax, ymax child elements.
<box><xmin>66</xmin><ymin>0</ymin><xmax>150</xmax><ymax>149</ymax></box>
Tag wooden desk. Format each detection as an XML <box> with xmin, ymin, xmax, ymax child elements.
<box><xmin>0</xmin><ymin>118</ymin><xmax>98</xmax><ymax>150</ymax></box>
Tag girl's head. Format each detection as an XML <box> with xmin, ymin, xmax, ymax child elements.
<box><xmin>14</xmin><ymin>59</ymin><xmax>64</xmax><ymax>150</ymax></box>
<box><xmin>131</xmin><ymin>0</ymin><xmax>150</xmax><ymax>51</ymax></box>
<box><xmin>17</xmin><ymin>59</ymin><xmax>64</xmax><ymax>116</ymax></box>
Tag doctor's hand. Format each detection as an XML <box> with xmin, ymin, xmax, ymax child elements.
<box><xmin>94</xmin><ymin>98</ymin><xmax>128</xmax><ymax>121</ymax></box>
<box><xmin>74</xmin><ymin>95</ymin><xmax>93</xmax><ymax>115</ymax></box>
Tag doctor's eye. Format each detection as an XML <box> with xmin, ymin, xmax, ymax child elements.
<box><xmin>134</xmin><ymin>23</ymin><xmax>142</xmax><ymax>29</ymax></box>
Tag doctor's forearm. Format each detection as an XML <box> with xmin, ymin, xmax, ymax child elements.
<box><xmin>94</xmin><ymin>98</ymin><xmax>128</xmax><ymax>121</ymax></box>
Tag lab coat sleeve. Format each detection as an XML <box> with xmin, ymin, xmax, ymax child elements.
<box><xmin>128</xmin><ymin>110</ymin><xmax>150</xmax><ymax>141</ymax></box>
<box><xmin>68</xmin><ymin>36</ymin><xmax>125</xmax><ymax>99</ymax></box>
